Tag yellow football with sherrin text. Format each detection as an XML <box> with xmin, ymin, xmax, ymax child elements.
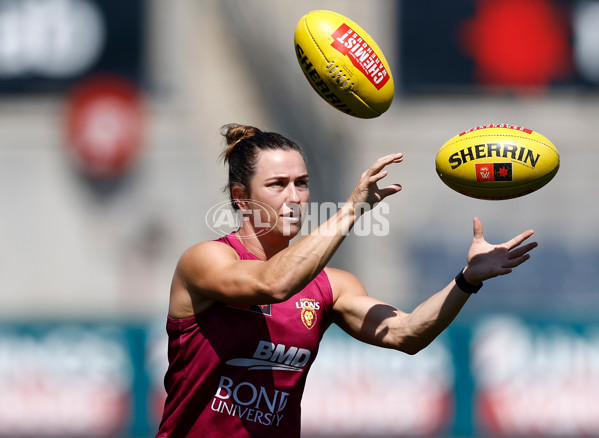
<box><xmin>294</xmin><ymin>10</ymin><xmax>394</xmax><ymax>119</ymax></box>
<box><xmin>435</xmin><ymin>124</ymin><xmax>560</xmax><ymax>200</ymax></box>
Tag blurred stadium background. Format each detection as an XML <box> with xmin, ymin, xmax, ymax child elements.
<box><xmin>1</xmin><ymin>0</ymin><xmax>598</xmax><ymax>436</ymax></box>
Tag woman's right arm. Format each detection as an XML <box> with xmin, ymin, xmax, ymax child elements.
<box><xmin>169</xmin><ymin>153</ymin><xmax>403</xmax><ymax>317</ymax></box>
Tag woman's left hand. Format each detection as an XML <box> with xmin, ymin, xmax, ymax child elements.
<box><xmin>462</xmin><ymin>217</ymin><xmax>538</xmax><ymax>285</ymax></box>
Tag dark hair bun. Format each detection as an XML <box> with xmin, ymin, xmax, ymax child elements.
<box><xmin>220</xmin><ymin>123</ymin><xmax>263</xmax><ymax>163</ymax></box>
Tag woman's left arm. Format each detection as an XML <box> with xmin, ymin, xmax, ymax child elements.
<box><xmin>328</xmin><ymin>217</ymin><xmax>537</xmax><ymax>354</ymax></box>
<box><xmin>328</xmin><ymin>268</ymin><xmax>470</xmax><ymax>354</ymax></box>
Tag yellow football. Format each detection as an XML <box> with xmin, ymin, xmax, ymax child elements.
<box><xmin>435</xmin><ymin>124</ymin><xmax>560</xmax><ymax>200</ymax></box>
<box><xmin>294</xmin><ymin>10</ymin><xmax>394</xmax><ymax>119</ymax></box>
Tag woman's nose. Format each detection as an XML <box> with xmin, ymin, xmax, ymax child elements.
<box><xmin>286</xmin><ymin>184</ymin><xmax>301</xmax><ymax>203</ymax></box>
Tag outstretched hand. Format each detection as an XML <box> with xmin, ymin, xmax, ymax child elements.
<box><xmin>348</xmin><ymin>153</ymin><xmax>403</xmax><ymax>211</ymax></box>
<box><xmin>463</xmin><ymin>217</ymin><xmax>538</xmax><ymax>285</ymax></box>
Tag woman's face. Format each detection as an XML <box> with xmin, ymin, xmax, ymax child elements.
<box><xmin>243</xmin><ymin>149</ymin><xmax>309</xmax><ymax>239</ymax></box>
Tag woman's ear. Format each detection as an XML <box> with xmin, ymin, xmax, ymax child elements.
<box><xmin>232</xmin><ymin>185</ymin><xmax>250</xmax><ymax>210</ymax></box>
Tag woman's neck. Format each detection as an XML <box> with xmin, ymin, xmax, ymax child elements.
<box><xmin>235</xmin><ymin>227</ymin><xmax>291</xmax><ymax>260</ymax></box>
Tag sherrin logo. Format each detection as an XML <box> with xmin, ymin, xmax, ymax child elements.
<box><xmin>449</xmin><ymin>143</ymin><xmax>540</xmax><ymax>170</ymax></box>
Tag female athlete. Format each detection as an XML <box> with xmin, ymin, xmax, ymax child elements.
<box><xmin>156</xmin><ymin>123</ymin><xmax>537</xmax><ymax>437</ymax></box>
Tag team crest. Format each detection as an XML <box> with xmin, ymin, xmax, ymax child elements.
<box><xmin>475</xmin><ymin>162</ymin><xmax>513</xmax><ymax>182</ymax></box>
<box><xmin>301</xmin><ymin>306</ymin><xmax>317</xmax><ymax>329</ymax></box>
<box><xmin>296</xmin><ymin>298</ymin><xmax>320</xmax><ymax>329</ymax></box>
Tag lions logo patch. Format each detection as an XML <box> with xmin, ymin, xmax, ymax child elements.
<box><xmin>296</xmin><ymin>298</ymin><xmax>320</xmax><ymax>330</ymax></box>
<box><xmin>301</xmin><ymin>306</ymin><xmax>316</xmax><ymax>330</ymax></box>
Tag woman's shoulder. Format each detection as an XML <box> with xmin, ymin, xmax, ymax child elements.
<box><xmin>324</xmin><ymin>267</ymin><xmax>367</xmax><ymax>302</ymax></box>
<box><xmin>323</xmin><ymin>266</ymin><xmax>360</xmax><ymax>283</ymax></box>
<box><xmin>178</xmin><ymin>239</ymin><xmax>240</xmax><ymax>268</ymax></box>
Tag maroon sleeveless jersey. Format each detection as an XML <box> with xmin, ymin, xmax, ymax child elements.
<box><xmin>156</xmin><ymin>233</ymin><xmax>334</xmax><ymax>437</ymax></box>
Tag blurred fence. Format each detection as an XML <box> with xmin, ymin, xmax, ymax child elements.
<box><xmin>1</xmin><ymin>316</ymin><xmax>599</xmax><ymax>437</ymax></box>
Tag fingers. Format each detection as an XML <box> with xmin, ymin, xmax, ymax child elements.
<box><xmin>473</xmin><ymin>217</ymin><xmax>535</xmax><ymax>252</ymax></box>
<box><xmin>503</xmin><ymin>254</ymin><xmax>531</xmax><ymax>269</ymax></box>
<box><xmin>369</xmin><ymin>170</ymin><xmax>389</xmax><ymax>185</ymax></box>
<box><xmin>358</xmin><ymin>154</ymin><xmax>403</xmax><ymax>202</ymax></box>
<box><xmin>472</xmin><ymin>217</ymin><xmax>484</xmax><ymax>241</ymax></box>
<box><xmin>366</xmin><ymin>153</ymin><xmax>403</xmax><ymax>177</ymax></box>
<box><xmin>501</xmin><ymin>240</ymin><xmax>537</xmax><ymax>270</ymax></box>
<box><xmin>504</xmin><ymin>229</ymin><xmax>535</xmax><ymax>250</ymax></box>
<box><xmin>507</xmin><ymin>241</ymin><xmax>538</xmax><ymax>259</ymax></box>
<box><xmin>378</xmin><ymin>184</ymin><xmax>403</xmax><ymax>200</ymax></box>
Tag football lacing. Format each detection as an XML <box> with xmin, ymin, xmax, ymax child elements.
<box><xmin>326</xmin><ymin>61</ymin><xmax>354</xmax><ymax>91</ymax></box>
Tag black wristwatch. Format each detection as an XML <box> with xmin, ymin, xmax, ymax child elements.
<box><xmin>455</xmin><ymin>269</ymin><xmax>483</xmax><ymax>294</ymax></box>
